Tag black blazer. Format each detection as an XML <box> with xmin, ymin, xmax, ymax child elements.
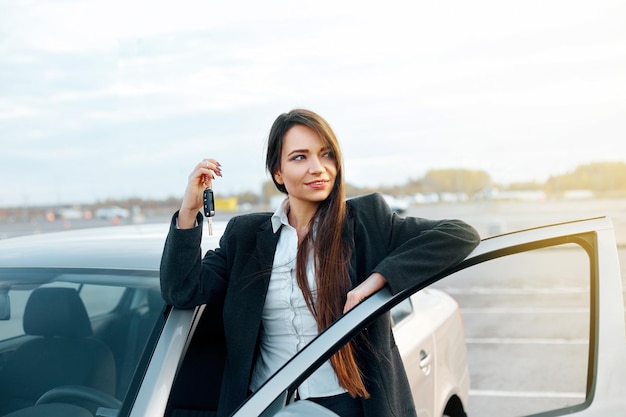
<box><xmin>160</xmin><ymin>193</ymin><xmax>480</xmax><ymax>417</ymax></box>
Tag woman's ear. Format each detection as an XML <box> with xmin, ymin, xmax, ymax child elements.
<box><xmin>274</xmin><ymin>172</ymin><xmax>283</xmax><ymax>185</ymax></box>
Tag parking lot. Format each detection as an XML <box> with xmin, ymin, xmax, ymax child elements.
<box><xmin>434</xmin><ymin>246</ymin><xmax>594</xmax><ymax>416</ymax></box>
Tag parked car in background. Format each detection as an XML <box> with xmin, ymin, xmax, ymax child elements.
<box><xmin>0</xmin><ymin>216</ymin><xmax>625</xmax><ymax>417</ymax></box>
<box><xmin>380</xmin><ymin>194</ymin><xmax>410</xmax><ymax>214</ymax></box>
<box><xmin>94</xmin><ymin>206</ymin><xmax>130</xmax><ymax>220</ymax></box>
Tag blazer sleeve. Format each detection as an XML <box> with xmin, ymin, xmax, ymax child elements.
<box><xmin>160</xmin><ymin>211</ymin><xmax>232</xmax><ymax>309</ymax></box>
<box><xmin>351</xmin><ymin>193</ymin><xmax>480</xmax><ymax>295</ymax></box>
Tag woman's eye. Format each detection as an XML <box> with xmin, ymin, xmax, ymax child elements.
<box><xmin>322</xmin><ymin>151</ymin><xmax>334</xmax><ymax>159</ymax></box>
<box><xmin>292</xmin><ymin>155</ymin><xmax>305</xmax><ymax>161</ymax></box>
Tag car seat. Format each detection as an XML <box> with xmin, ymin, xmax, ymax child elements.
<box><xmin>0</xmin><ymin>287</ymin><xmax>116</xmax><ymax>415</ymax></box>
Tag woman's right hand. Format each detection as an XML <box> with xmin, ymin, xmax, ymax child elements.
<box><xmin>178</xmin><ymin>158</ymin><xmax>222</xmax><ymax>229</ymax></box>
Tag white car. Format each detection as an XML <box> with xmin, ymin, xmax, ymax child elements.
<box><xmin>0</xmin><ymin>217</ymin><xmax>625</xmax><ymax>417</ymax></box>
<box><xmin>393</xmin><ymin>290</ymin><xmax>469</xmax><ymax>417</ymax></box>
<box><xmin>380</xmin><ymin>194</ymin><xmax>411</xmax><ymax>214</ymax></box>
<box><xmin>94</xmin><ymin>206</ymin><xmax>130</xmax><ymax>220</ymax></box>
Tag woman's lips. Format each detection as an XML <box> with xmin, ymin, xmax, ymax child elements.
<box><xmin>306</xmin><ymin>180</ymin><xmax>329</xmax><ymax>189</ymax></box>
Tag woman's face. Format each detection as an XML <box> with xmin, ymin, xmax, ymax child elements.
<box><xmin>274</xmin><ymin>124</ymin><xmax>338</xmax><ymax>209</ymax></box>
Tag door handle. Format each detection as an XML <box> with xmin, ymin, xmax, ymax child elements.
<box><xmin>419</xmin><ymin>349</ymin><xmax>432</xmax><ymax>376</ymax></box>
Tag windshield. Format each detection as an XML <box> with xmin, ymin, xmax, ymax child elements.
<box><xmin>0</xmin><ymin>268</ymin><xmax>163</xmax><ymax>416</ymax></box>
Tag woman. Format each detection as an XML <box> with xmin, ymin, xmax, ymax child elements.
<box><xmin>160</xmin><ymin>109</ymin><xmax>480</xmax><ymax>417</ymax></box>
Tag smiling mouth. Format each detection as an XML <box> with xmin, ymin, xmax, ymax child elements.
<box><xmin>306</xmin><ymin>180</ymin><xmax>329</xmax><ymax>187</ymax></box>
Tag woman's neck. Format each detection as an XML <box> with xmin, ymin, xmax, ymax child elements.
<box><xmin>286</xmin><ymin>198</ymin><xmax>318</xmax><ymax>239</ymax></box>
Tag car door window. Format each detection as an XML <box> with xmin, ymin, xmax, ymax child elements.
<box><xmin>391</xmin><ymin>298</ymin><xmax>413</xmax><ymax>325</ymax></box>
<box><xmin>435</xmin><ymin>242</ymin><xmax>591</xmax><ymax>416</ymax></box>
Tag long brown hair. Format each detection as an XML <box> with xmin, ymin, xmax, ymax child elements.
<box><xmin>266</xmin><ymin>109</ymin><xmax>369</xmax><ymax>398</ymax></box>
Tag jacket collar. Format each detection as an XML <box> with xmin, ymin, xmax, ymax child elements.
<box><xmin>270</xmin><ymin>198</ymin><xmax>289</xmax><ymax>233</ymax></box>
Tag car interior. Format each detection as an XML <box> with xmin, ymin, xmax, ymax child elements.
<box><xmin>0</xmin><ymin>287</ymin><xmax>116</xmax><ymax>414</ymax></box>
<box><xmin>0</xmin><ymin>277</ymin><xmax>164</xmax><ymax>417</ymax></box>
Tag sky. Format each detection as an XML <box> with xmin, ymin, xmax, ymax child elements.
<box><xmin>1</xmin><ymin>0</ymin><xmax>625</xmax><ymax>207</ymax></box>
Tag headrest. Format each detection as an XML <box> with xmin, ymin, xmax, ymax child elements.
<box><xmin>23</xmin><ymin>288</ymin><xmax>92</xmax><ymax>338</ymax></box>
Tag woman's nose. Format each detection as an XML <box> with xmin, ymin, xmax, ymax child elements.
<box><xmin>308</xmin><ymin>157</ymin><xmax>326</xmax><ymax>174</ymax></box>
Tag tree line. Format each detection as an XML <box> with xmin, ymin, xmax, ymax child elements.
<box><xmin>3</xmin><ymin>162</ymin><xmax>625</xmax><ymax>219</ymax></box>
<box><xmin>354</xmin><ymin>161</ymin><xmax>626</xmax><ymax>200</ymax></box>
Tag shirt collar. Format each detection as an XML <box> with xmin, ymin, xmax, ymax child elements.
<box><xmin>271</xmin><ymin>198</ymin><xmax>290</xmax><ymax>233</ymax></box>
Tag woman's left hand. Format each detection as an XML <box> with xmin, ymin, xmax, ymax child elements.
<box><xmin>343</xmin><ymin>272</ymin><xmax>387</xmax><ymax>313</ymax></box>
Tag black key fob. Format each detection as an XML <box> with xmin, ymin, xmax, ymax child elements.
<box><xmin>203</xmin><ymin>188</ymin><xmax>215</xmax><ymax>217</ymax></box>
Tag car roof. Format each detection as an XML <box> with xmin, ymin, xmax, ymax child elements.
<box><xmin>0</xmin><ymin>221</ymin><xmax>226</xmax><ymax>271</ymax></box>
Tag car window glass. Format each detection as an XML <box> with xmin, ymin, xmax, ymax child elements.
<box><xmin>0</xmin><ymin>288</ymin><xmax>29</xmax><ymax>339</ymax></box>
<box><xmin>0</xmin><ymin>273</ymin><xmax>164</xmax><ymax>417</ymax></box>
<box><xmin>435</xmin><ymin>242</ymin><xmax>590</xmax><ymax>416</ymax></box>
<box><xmin>0</xmin><ymin>282</ymin><xmax>79</xmax><ymax>339</ymax></box>
<box><xmin>391</xmin><ymin>298</ymin><xmax>413</xmax><ymax>325</ymax></box>
<box><xmin>80</xmin><ymin>284</ymin><xmax>126</xmax><ymax>316</ymax></box>
<box><xmin>0</xmin><ymin>282</ymin><xmax>126</xmax><ymax>339</ymax></box>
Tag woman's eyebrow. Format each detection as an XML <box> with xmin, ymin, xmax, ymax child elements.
<box><xmin>287</xmin><ymin>146</ymin><xmax>330</xmax><ymax>157</ymax></box>
<box><xmin>287</xmin><ymin>148</ymin><xmax>309</xmax><ymax>156</ymax></box>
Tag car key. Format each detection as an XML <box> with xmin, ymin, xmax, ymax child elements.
<box><xmin>203</xmin><ymin>188</ymin><xmax>215</xmax><ymax>235</ymax></box>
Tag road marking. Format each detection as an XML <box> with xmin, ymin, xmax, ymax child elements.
<box><xmin>441</xmin><ymin>287</ymin><xmax>588</xmax><ymax>295</ymax></box>
<box><xmin>470</xmin><ymin>389</ymin><xmax>585</xmax><ymax>399</ymax></box>
<box><xmin>462</xmin><ymin>307</ymin><xmax>589</xmax><ymax>314</ymax></box>
<box><xmin>466</xmin><ymin>337</ymin><xmax>587</xmax><ymax>345</ymax></box>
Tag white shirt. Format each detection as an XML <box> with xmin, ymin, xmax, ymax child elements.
<box><xmin>249</xmin><ymin>200</ymin><xmax>346</xmax><ymax>399</ymax></box>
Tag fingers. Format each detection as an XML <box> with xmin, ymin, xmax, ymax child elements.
<box><xmin>189</xmin><ymin>159</ymin><xmax>222</xmax><ymax>188</ymax></box>
<box><xmin>197</xmin><ymin>159</ymin><xmax>223</xmax><ymax>186</ymax></box>
<box><xmin>343</xmin><ymin>291</ymin><xmax>364</xmax><ymax>314</ymax></box>
<box><xmin>342</xmin><ymin>273</ymin><xmax>387</xmax><ymax>314</ymax></box>
<box><xmin>198</xmin><ymin>159</ymin><xmax>222</xmax><ymax>175</ymax></box>
<box><xmin>180</xmin><ymin>158</ymin><xmax>222</xmax><ymax>216</ymax></box>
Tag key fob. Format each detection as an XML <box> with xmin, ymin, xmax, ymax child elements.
<box><xmin>203</xmin><ymin>188</ymin><xmax>215</xmax><ymax>217</ymax></box>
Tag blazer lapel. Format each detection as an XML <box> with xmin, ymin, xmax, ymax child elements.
<box><xmin>224</xmin><ymin>219</ymin><xmax>280</xmax><ymax>394</ymax></box>
<box><xmin>241</xmin><ymin>221</ymin><xmax>279</xmax><ymax>314</ymax></box>
<box><xmin>256</xmin><ymin>220</ymin><xmax>280</xmax><ymax>268</ymax></box>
